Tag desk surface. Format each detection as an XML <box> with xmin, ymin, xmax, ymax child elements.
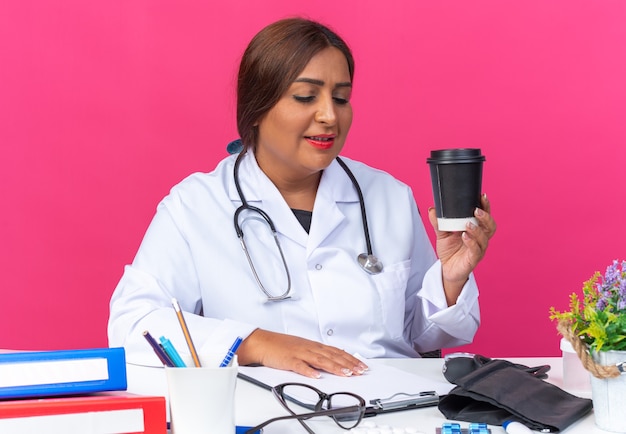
<box><xmin>126</xmin><ymin>357</ymin><xmax>604</xmax><ymax>434</ymax></box>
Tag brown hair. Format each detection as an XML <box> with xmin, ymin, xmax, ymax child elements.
<box><xmin>236</xmin><ymin>18</ymin><xmax>354</xmax><ymax>151</ymax></box>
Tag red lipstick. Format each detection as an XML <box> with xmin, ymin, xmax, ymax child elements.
<box><xmin>305</xmin><ymin>134</ymin><xmax>335</xmax><ymax>150</ymax></box>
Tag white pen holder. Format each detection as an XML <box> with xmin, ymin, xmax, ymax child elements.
<box><xmin>165</xmin><ymin>354</ymin><xmax>238</xmax><ymax>434</ymax></box>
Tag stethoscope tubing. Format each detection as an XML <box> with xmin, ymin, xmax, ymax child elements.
<box><xmin>232</xmin><ymin>151</ymin><xmax>381</xmax><ymax>301</ymax></box>
<box><xmin>334</xmin><ymin>156</ymin><xmax>374</xmax><ymax>257</ymax></box>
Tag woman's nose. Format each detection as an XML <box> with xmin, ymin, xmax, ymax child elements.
<box><xmin>314</xmin><ymin>95</ymin><xmax>337</xmax><ymax>125</ymax></box>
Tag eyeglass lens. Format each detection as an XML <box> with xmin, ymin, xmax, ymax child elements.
<box><xmin>278</xmin><ymin>383</ymin><xmax>364</xmax><ymax>429</ymax></box>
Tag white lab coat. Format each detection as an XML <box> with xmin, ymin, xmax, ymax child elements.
<box><xmin>108</xmin><ymin>153</ymin><xmax>479</xmax><ymax>366</ymax></box>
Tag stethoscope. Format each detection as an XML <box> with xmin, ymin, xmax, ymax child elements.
<box><xmin>230</xmin><ymin>141</ymin><xmax>383</xmax><ymax>301</ymax></box>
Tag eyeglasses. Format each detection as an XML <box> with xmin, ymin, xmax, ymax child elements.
<box><xmin>245</xmin><ymin>382</ymin><xmax>366</xmax><ymax>434</ymax></box>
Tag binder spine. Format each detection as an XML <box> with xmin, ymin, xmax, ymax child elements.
<box><xmin>0</xmin><ymin>393</ymin><xmax>167</xmax><ymax>434</ymax></box>
<box><xmin>0</xmin><ymin>347</ymin><xmax>127</xmax><ymax>399</ymax></box>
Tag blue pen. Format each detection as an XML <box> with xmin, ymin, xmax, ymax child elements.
<box><xmin>220</xmin><ymin>336</ymin><xmax>243</xmax><ymax>367</ymax></box>
<box><xmin>167</xmin><ymin>423</ymin><xmax>259</xmax><ymax>433</ymax></box>
<box><xmin>159</xmin><ymin>336</ymin><xmax>187</xmax><ymax>367</ymax></box>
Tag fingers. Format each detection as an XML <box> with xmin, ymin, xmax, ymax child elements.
<box><xmin>429</xmin><ymin>194</ymin><xmax>495</xmax><ymax>239</ymax></box>
<box><xmin>462</xmin><ymin>224</ymin><xmax>488</xmax><ymax>265</ymax></box>
<box><xmin>428</xmin><ymin>206</ymin><xmax>453</xmax><ymax>239</ymax></box>
<box><xmin>239</xmin><ymin>329</ymin><xmax>368</xmax><ymax>379</ymax></box>
<box><xmin>428</xmin><ymin>207</ymin><xmax>439</xmax><ymax>232</ymax></box>
<box><xmin>476</xmin><ymin>194</ymin><xmax>496</xmax><ymax>238</ymax></box>
<box><xmin>480</xmin><ymin>193</ymin><xmax>491</xmax><ymax>214</ymax></box>
<box><xmin>462</xmin><ymin>201</ymin><xmax>496</xmax><ymax>263</ymax></box>
<box><xmin>295</xmin><ymin>345</ymin><xmax>369</xmax><ymax>378</ymax></box>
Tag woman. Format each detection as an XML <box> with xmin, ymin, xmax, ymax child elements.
<box><xmin>108</xmin><ymin>17</ymin><xmax>496</xmax><ymax>379</ymax></box>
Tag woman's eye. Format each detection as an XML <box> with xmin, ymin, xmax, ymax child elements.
<box><xmin>293</xmin><ymin>95</ymin><xmax>350</xmax><ymax>105</ymax></box>
<box><xmin>294</xmin><ymin>95</ymin><xmax>315</xmax><ymax>103</ymax></box>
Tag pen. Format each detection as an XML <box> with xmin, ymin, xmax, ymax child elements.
<box><xmin>142</xmin><ymin>330</ymin><xmax>175</xmax><ymax>367</ymax></box>
<box><xmin>219</xmin><ymin>336</ymin><xmax>243</xmax><ymax>367</ymax></box>
<box><xmin>368</xmin><ymin>391</ymin><xmax>439</xmax><ymax>412</ymax></box>
<box><xmin>159</xmin><ymin>336</ymin><xmax>187</xmax><ymax>367</ymax></box>
<box><xmin>171</xmin><ymin>298</ymin><xmax>202</xmax><ymax>367</ymax></box>
<box><xmin>166</xmin><ymin>423</ymin><xmax>260</xmax><ymax>434</ymax></box>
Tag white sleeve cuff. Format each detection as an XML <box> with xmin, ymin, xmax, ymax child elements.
<box><xmin>196</xmin><ymin>319</ymin><xmax>258</xmax><ymax>360</ymax></box>
<box><xmin>419</xmin><ymin>260</ymin><xmax>479</xmax><ymax>321</ymax></box>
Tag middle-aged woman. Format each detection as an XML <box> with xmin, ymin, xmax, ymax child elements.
<box><xmin>108</xmin><ymin>17</ymin><xmax>497</xmax><ymax>379</ymax></box>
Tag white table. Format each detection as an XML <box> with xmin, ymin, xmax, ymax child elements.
<box><xmin>126</xmin><ymin>357</ymin><xmax>604</xmax><ymax>434</ymax></box>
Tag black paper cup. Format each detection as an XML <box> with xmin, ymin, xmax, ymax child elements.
<box><xmin>427</xmin><ymin>149</ymin><xmax>485</xmax><ymax>232</ymax></box>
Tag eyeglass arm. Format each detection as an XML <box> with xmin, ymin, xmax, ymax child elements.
<box><xmin>244</xmin><ymin>405</ymin><xmax>363</xmax><ymax>434</ymax></box>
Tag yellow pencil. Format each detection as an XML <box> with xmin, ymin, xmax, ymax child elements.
<box><xmin>171</xmin><ymin>298</ymin><xmax>202</xmax><ymax>367</ymax></box>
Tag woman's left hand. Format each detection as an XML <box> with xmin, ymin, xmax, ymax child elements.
<box><xmin>428</xmin><ymin>193</ymin><xmax>497</xmax><ymax>305</ymax></box>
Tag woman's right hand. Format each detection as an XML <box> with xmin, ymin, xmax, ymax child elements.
<box><xmin>237</xmin><ymin>329</ymin><xmax>368</xmax><ymax>378</ymax></box>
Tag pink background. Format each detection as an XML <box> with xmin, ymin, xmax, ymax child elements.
<box><xmin>1</xmin><ymin>1</ymin><xmax>625</xmax><ymax>356</ymax></box>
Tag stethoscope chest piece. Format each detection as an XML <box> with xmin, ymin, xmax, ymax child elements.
<box><xmin>358</xmin><ymin>253</ymin><xmax>383</xmax><ymax>275</ymax></box>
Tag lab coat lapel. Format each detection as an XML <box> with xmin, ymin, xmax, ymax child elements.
<box><xmin>307</xmin><ymin>159</ymin><xmax>359</xmax><ymax>253</ymax></box>
<box><xmin>228</xmin><ymin>154</ymin><xmax>359</xmax><ymax>250</ymax></box>
<box><xmin>229</xmin><ymin>153</ymin><xmax>309</xmax><ymax>247</ymax></box>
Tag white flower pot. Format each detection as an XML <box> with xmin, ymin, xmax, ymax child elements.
<box><xmin>591</xmin><ymin>350</ymin><xmax>626</xmax><ymax>433</ymax></box>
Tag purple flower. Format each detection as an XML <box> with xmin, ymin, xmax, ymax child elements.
<box><xmin>605</xmin><ymin>260</ymin><xmax>620</xmax><ymax>285</ymax></box>
<box><xmin>596</xmin><ymin>282</ymin><xmax>604</xmax><ymax>294</ymax></box>
<box><xmin>554</xmin><ymin>259</ymin><xmax>626</xmax><ymax>352</ymax></box>
<box><xmin>618</xmin><ymin>268</ymin><xmax>626</xmax><ymax>312</ymax></box>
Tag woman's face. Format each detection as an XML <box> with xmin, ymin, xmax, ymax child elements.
<box><xmin>255</xmin><ymin>47</ymin><xmax>353</xmax><ymax>182</ymax></box>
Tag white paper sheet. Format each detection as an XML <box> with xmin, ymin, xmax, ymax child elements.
<box><xmin>238</xmin><ymin>358</ymin><xmax>454</xmax><ymax>407</ymax></box>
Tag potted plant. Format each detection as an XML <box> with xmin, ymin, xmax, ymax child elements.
<box><xmin>550</xmin><ymin>259</ymin><xmax>626</xmax><ymax>433</ymax></box>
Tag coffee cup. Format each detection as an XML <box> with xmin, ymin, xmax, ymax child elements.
<box><xmin>427</xmin><ymin>148</ymin><xmax>485</xmax><ymax>232</ymax></box>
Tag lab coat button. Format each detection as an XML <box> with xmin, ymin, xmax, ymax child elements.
<box><xmin>327</xmin><ymin>329</ymin><xmax>334</xmax><ymax>336</ymax></box>
<box><xmin>315</xmin><ymin>264</ymin><xmax>322</xmax><ymax>270</ymax></box>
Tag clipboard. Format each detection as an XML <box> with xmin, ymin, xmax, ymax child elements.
<box><xmin>366</xmin><ymin>391</ymin><xmax>440</xmax><ymax>415</ymax></box>
<box><xmin>237</xmin><ymin>359</ymin><xmax>451</xmax><ymax>416</ymax></box>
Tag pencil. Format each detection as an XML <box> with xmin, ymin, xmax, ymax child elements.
<box><xmin>171</xmin><ymin>298</ymin><xmax>202</xmax><ymax>367</ymax></box>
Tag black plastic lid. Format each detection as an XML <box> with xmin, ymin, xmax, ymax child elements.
<box><xmin>427</xmin><ymin>148</ymin><xmax>485</xmax><ymax>164</ymax></box>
